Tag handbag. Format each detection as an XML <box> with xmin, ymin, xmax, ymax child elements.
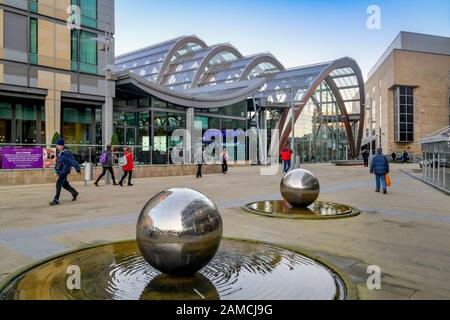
<box><xmin>119</xmin><ymin>155</ymin><xmax>128</xmax><ymax>167</ymax></box>
<box><xmin>385</xmin><ymin>173</ymin><xmax>392</xmax><ymax>187</ymax></box>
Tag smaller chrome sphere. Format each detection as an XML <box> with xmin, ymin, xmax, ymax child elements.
<box><xmin>281</xmin><ymin>169</ymin><xmax>320</xmax><ymax>207</ymax></box>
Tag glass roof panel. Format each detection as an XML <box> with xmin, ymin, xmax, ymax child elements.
<box><xmin>115</xmin><ymin>40</ymin><xmax>177</xmax><ymax>65</ymax></box>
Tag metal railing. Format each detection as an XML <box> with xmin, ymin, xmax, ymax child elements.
<box><xmin>0</xmin><ymin>143</ymin><xmax>192</xmax><ymax>168</ymax></box>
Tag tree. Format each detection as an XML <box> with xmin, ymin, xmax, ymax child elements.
<box><xmin>110</xmin><ymin>132</ymin><xmax>119</xmax><ymax>146</ymax></box>
<box><xmin>51</xmin><ymin>132</ymin><xmax>60</xmax><ymax>146</ymax></box>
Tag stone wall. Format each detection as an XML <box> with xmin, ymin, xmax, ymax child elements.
<box><xmin>0</xmin><ymin>164</ymin><xmax>230</xmax><ymax>186</ymax></box>
<box><xmin>365</xmin><ymin>49</ymin><xmax>450</xmax><ymax>156</ymax></box>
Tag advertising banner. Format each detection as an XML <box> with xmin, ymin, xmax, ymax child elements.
<box><xmin>1</xmin><ymin>147</ymin><xmax>44</xmax><ymax>170</ymax></box>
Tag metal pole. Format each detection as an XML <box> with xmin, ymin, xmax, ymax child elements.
<box><xmin>431</xmin><ymin>152</ymin><xmax>436</xmax><ymax>184</ymax></box>
<box><xmin>422</xmin><ymin>152</ymin><xmax>425</xmax><ymax>180</ymax></box>
<box><xmin>437</xmin><ymin>153</ymin><xmax>440</xmax><ymax>187</ymax></box>
<box><xmin>290</xmin><ymin>83</ymin><xmax>295</xmax><ymax>168</ymax></box>
<box><xmin>369</xmin><ymin>97</ymin><xmax>373</xmax><ymax>158</ymax></box>
<box><xmin>104</xmin><ymin>25</ymin><xmax>112</xmax><ymax>185</ymax></box>
<box><xmin>251</xmin><ymin>95</ymin><xmax>262</xmax><ymax>165</ymax></box>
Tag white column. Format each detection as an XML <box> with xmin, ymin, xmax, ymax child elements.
<box><xmin>185</xmin><ymin>108</ymin><xmax>195</xmax><ymax>164</ymax></box>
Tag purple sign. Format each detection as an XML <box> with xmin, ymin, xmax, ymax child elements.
<box><xmin>1</xmin><ymin>147</ymin><xmax>44</xmax><ymax>170</ymax></box>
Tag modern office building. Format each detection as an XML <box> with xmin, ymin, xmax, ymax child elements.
<box><xmin>113</xmin><ymin>36</ymin><xmax>365</xmax><ymax>164</ymax></box>
<box><xmin>0</xmin><ymin>0</ymin><xmax>115</xmax><ymax>146</ymax></box>
<box><xmin>364</xmin><ymin>31</ymin><xmax>450</xmax><ymax>157</ymax></box>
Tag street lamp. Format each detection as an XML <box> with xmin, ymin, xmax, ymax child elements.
<box><xmin>290</xmin><ymin>85</ymin><xmax>296</xmax><ymax>168</ymax></box>
<box><xmin>94</xmin><ymin>24</ymin><xmax>114</xmax><ymax>184</ymax></box>
<box><xmin>94</xmin><ymin>22</ymin><xmax>114</xmax><ymax>148</ymax></box>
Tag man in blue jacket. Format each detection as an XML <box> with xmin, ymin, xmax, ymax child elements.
<box><xmin>370</xmin><ymin>148</ymin><xmax>390</xmax><ymax>194</ymax></box>
<box><xmin>49</xmin><ymin>139</ymin><xmax>81</xmax><ymax>205</ymax></box>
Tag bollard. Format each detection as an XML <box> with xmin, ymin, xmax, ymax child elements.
<box><xmin>84</xmin><ymin>162</ymin><xmax>93</xmax><ymax>186</ymax></box>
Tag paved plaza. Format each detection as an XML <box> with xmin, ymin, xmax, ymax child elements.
<box><xmin>0</xmin><ymin>163</ymin><xmax>449</xmax><ymax>300</ymax></box>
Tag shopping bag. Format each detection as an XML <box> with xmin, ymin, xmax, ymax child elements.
<box><xmin>385</xmin><ymin>174</ymin><xmax>392</xmax><ymax>187</ymax></box>
<box><xmin>119</xmin><ymin>155</ymin><xmax>128</xmax><ymax>167</ymax></box>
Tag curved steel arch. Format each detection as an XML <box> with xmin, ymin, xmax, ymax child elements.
<box><xmin>156</xmin><ymin>36</ymin><xmax>208</xmax><ymax>85</ymax></box>
<box><xmin>279</xmin><ymin>57</ymin><xmax>365</xmax><ymax>159</ymax></box>
<box><xmin>239</xmin><ymin>54</ymin><xmax>285</xmax><ymax>81</ymax></box>
<box><xmin>324</xmin><ymin>76</ymin><xmax>357</xmax><ymax>158</ymax></box>
<box><xmin>191</xmin><ymin>44</ymin><xmax>244</xmax><ymax>88</ymax></box>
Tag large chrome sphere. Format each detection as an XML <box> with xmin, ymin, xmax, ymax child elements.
<box><xmin>136</xmin><ymin>188</ymin><xmax>223</xmax><ymax>277</ymax></box>
<box><xmin>281</xmin><ymin>169</ymin><xmax>320</xmax><ymax>207</ymax></box>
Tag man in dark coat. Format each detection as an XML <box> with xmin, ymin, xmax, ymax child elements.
<box><xmin>49</xmin><ymin>139</ymin><xmax>81</xmax><ymax>205</ymax></box>
<box><xmin>391</xmin><ymin>152</ymin><xmax>397</xmax><ymax>162</ymax></box>
<box><xmin>370</xmin><ymin>148</ymin><xmax>390</xmax><ymax>194</ymax></box>
<box><xmin>362</xmin><ymin>149</ymin><xmax>369</xmax><ymax>167</ymax></box>
<box><xmin>402</xmin><ymin>150</ymin><xmax>409</xmax><ymax>163</ymax></box>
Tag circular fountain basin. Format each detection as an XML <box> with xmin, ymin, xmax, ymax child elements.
<box><xmin>0</xmin><ymin>239</ymin><xmax>355</xmax><ymax>300</ymax></box>
<box><xmin>244</xmin><ymin>200</ymin><xmax>360</xmax><ymax>220</ymax></box>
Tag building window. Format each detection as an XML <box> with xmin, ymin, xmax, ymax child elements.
<box><xmin>71</xmin><ymin>30</ymin><xmax>98</xmax><ymax>74</ymax></box>
<box><xmin>394</xmin><ymin>86</ymin><xmax>414</xmax><ymax>143</ymax></box>
<box><xmin>0</xmin><ymin>99</ymin><xmax>45</xmax><ymax>144</ymax></box>
<box><xmin>71</xmin><ymin>0</ymin><xmax>97</xmax><ymax>28</ymax></box>
<box><xmin>29</xmin><ymin>18</ymin><xmax>38</xmax><ymax>65</ymax></box>
<box><xmin>30</xmin><ymin>0</ymin><xmax>38</xmax><ymax>13</ymax></box>
<box><xmin>62</xmin><ymin>105</ymin><xmax>101</xmax><ymax>145</ymax></box>
<box><xmin>0</xmin><ymin>102</ymin><xmax>13</xmax><ymax>143</ymax></box>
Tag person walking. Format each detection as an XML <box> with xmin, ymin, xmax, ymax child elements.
<box><xmin>391</xmin><ymin>152</ymin><xmax>397</xmax><ymax>162</ymax></box>
<box><xmin>119</xmin><ymin>147</ymin><xmax>134</xmax><ymax>187</ymax></box>
<box><xmin>281</xmin><ymin>145</ymin><xmax>293</xmax><ymax>174</ymax></box>
<box><xmin>49</xmin><ymin>139</ymin><xmax>81</xmax><ymax>206</ymax></box>
<box><xmin>362</xmin><ymin>149</ymin><xmax>369</xmax><ymax>167</ymax></box>
<box><xmin>195</xmin><ymin>146</ymin><xmax>204</xmax><ymax>178</ymax></box>
<box><xmin>370</xmin><ymin>148</ymin><xmax>390</xmax><ymax>194</ymax></box>
<box><xmin>402</xmin><ymin>150</ymin><xmax>409</xmax><ymax>164</ymax></box>
<box><xmin>221</xmin><ymin>147</ymin><xmax>230</xmax><ymax>174</ymax></box>
<box><xmin>94</xmin><ymin>145</ymin><xmax>118</xmax><ymax>186</ymax></box>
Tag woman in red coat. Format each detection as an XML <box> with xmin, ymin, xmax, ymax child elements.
<box><xmin>119</xmin><ymin>147</ymin><xmax>134</xmax><ymax>186</ymax></box>
<box><xmin>281</xmin><ymin>144</ymin><xmax>293</xmax><ymax>174</ymax></box>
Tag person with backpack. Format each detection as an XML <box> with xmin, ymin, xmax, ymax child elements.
<box><xmin>281</xmin><ymin>144</ymin><xmax>293</xmax><ymax>174</ymax></box>
<box><xmin>49</xmin><ymin>139</ymin><xmax>81</xmax><ymax>206</ymax></box>
<box><xmin>94</xmin><ymin>145</ymin><xmax>118</xmax><ymax>186</ymax></box>
<box><xmin>221</xmin><ymin>147</ymin><xmax>230</xmax><ymax>174</ymax></box>
<box><xmin>370</xmin><ymin>148</ymin><xmax>390</xmax><ymax>194</ymax></box>
<box><xmin>119</xmin><ymin>147</ymin><xmax>134</xmax><ymax>187</ymax></box>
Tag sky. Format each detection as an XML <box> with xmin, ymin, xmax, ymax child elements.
<box><xmin>114</xmin><ymin>0</ymin><xmax>450</xmax><ymax>79</ymax></box>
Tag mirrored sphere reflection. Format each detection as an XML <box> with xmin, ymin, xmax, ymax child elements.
<box><xmin>281</xmin><ymin>169</ymin><xmax>320</xmax><ymax>207</ymax></box>
<box><xmin>136</xmin><ymin>188</ymin><xmax>223</xmax><ymax>277</ymax></box>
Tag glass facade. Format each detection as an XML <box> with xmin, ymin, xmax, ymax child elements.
<box><xmin>194</xmin><ymin>102</ymin><xmax>248</xmax><ymax>162</ymax></box>
<box><xmin>62</xmin><ymin>104</ymin><xmax>102</xmax><ymax>145</ymax></box>
<box><xmin>422</xmin><ymin>129</ymin><xmax>450</xmax><ymax>192</ymax></box>
<box><xmin>286</xmin><ymin>82</ymin><xmax>351</xmax><ymax>163</ymax></box>
<box><xmin>394</xmin><ymin>86</ymin><xmax>414</xmax><ymax>143</ymax></box>
<box><xmin>112</xmin><ymin>92</ymin><xmax>248</xmax><ymax>164</ymax></box>
<box><xmin>114</xmin><ymin>36</ymin><xmax>365</xmax><ymax>162</ymax></box>
<box><xmin>0</xmin><ymin>98</ymin><xmax>45</xmax><ymax>144</ymax></box>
